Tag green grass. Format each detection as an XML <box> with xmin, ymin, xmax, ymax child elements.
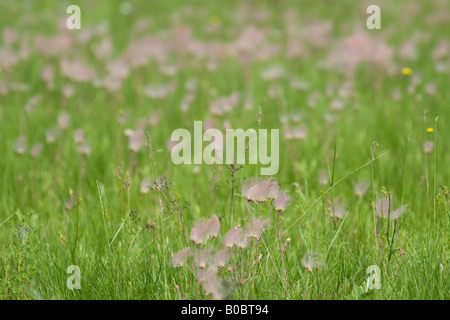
<box><xmin>0</xmin><ymin>0</ymin><xmax>449</xmax><ymax>300</ymax></box>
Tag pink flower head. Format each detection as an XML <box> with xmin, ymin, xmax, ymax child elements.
<box><xmin>318</xmin><ymin>169</ymin><xmax>329</xmax><ymax>185</ymax></box>
<box><xmin>241</xmin><ymin>178</ymin><xmax>260</xmax><ymax>202</ymax></box>
<box><xmin>254</xmin><ymin>178</ymin><xmax>278</xmax><ymax>203</ymax></box>
<box><xmin>58</xmin><ymin>112</ymin><xmax>71</xmax><ymax>130</ymax></box>
<box><xmin>301</xmin><ymin>251</ymin><xmax>326</xmax><ymax>271</ymax></box>
<box><xmin>424</xmin><ymin>141</ymin><xmax>434</xmax><ymax>154</ymax></box>
<box><xmin>144</xmin><ymin>82</ymin><xmax>173</xmax><ymax>99</ymax></box>
<box><xmin>125</xmin><ymin>128</ymin><xmax>145</xmax><ymax>153</ymax></box>
<box><xmin>197</xmin><ymin>269</ymin><xmax>224</xmax><ymax>300</ymax></box>
<box><xmin>14</xmin><ymin>135</ymin><xmax>27</xmax><ymax>155</ymax></box>
<box><xmin>211</xmin><ymin>249</ymin><xmax>230</xmax><ymax>269</ymax></box>
<box><xmin>30</xmin><ymin>143</ymin><xmax>43</xmax><ymax>158</ymax></box>
<box><xmin>246</xmin><ymin>216</ymin><xmax>269</xmax><ymax>239</ymax></box>
<box><xmin>140</xmin><ymin>177</ymin><xmax>152</xmax><ymax>194</ymax></box>
<box><xmin>190</xmin><ymin>219</ymin><xmax>209</xmax><ymax>245</ymax></box>
<box><xmin>354</xmin><ymin>180</ymin><xmax>370</xmax><ymax>197</ymax></box>
<box><xmin>376</xmin><ymin>194</ymin><xmax>392</xmax><ymax>219</ymax></box>
<box><xmin>267</xmin><ymin>179</ymin><xmax>280</xmax><ymax>200</ymax></box>
<box><xmin>235</xmin><ymin>232</ymin><xmax>248</xmax><ymax>249</ymax></box>
<box><xmin>201</xmin><ymin>270</ymin><xmax>225</xmax><ymax>300</ymax></box>
<box><xmin>172</xmin><ymin>247</ymin><xmax>191</xmax><ymax>267</ymax></box>
<box><xmin>74</xmin><ymin>128</ymin><xmax>84</xmax><ymax>144</ymax></box>
<box><xmin>329</xmin><ymin>198</ymin><xmax>348</xmax><ymax>219</ymax></box>
<box><xmin>195</xmin><ymin>249</ymin><xmax>212</xmax><ymax>269</ymax></box>
<box><xmin>273</xmin><ymin>190</ymin><xmax>289</xmax><ymax>212</ymax></box>
<box><xmin>284</xmin><ymin>125</ymin><xmax>308</xmax><ymax>140</ymax></box>
<box><xmin>45</xmin><ymin>127</ymin><xmax>59</xmax><ymax>144</ymax></box>
<box><xmin>205</xmin><ymin>215</ymin><xmax>220</xmax><ymax>239</ymax></box>
<box><xmin>60</xmin><ymin>59</ymin><xmax>95</xmax><ymax>83</ymax></box>
<box><xmin>223</xmin><ymin>226</ymin><xmax>243</xmax><ymax>248</ymax></box>
<box><xmin>167</xmin><ymin>138</ymin><xmax>178</xmax><ymax>153</ymax></box>
<box><xmin>77</xmin><ymin>142</ymin><xmax>91</xmax><ymax>156</ymax></box>
<box><xmin>390</xmin><ymin>205</ymin><xmax>408</xmax><ymax>221</ymax></box>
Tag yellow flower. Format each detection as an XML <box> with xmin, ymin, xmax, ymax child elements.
<box><xmin>427</xmin><ymin>127</ymin><xmax>434</xmax><ymax>133</ymax></box>
<box><xmin>401</xmin><ymin>67</ymin><xmax>413</xmax><ymax>76</ymax></box>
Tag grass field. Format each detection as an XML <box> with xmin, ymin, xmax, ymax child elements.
<box><xmin>0</xmin><ymin>0</ymin><xmax>449</xmax><ymax>300</ymax></box>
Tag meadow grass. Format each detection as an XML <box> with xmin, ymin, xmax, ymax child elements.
<box><xmin>0</xmin><ymin>0</ymin><xmax>449</xmax><ymax>299</ymax></box>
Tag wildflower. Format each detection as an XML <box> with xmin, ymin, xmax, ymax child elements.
<box><xmin>235</xmin><ymin>233</ymin><xmax>248</xmax><ymax>249</ymax></box>
<box><xmin>301</xmin><ymin>251</ymin><xmax>325</xmax><ymax>271</ymax></box>
<box><xmin>58</xmin><ymin>112</ymin><xmax>70</xmax><ymax>130</ymax></box>
<box><xmin>244</xmin><ymin>96</ymin><xmax>253</xmax><ymax>111</ymax></box>
<box><xmin>426</xmin><ymin>127</ymin><xmax>434</xmax><ymax>133</ymax></box>
<box><xmin>330</xmin><ymin>98</ymin><xmax>345</xmax><ymax>110</ymax></box>
<box><xmin>77</xmin><ymin>142</ymin><xmax>91</xmax><ymax>155</ymax></box>
<box><xmin>273</xmin><ymin>190</ymin><xmax>289</xmax><ymax>212</ymax></box>
<box><xmin>254</xmin><ymin>178</ymin><xmax>274</xmax><ymax>203</ymax></box>
<box><xmin>246</xmin><ymin>216</ymin><xmax>269</xmax><ymax>239</ymax></box>
<box><xmin>354</xmin><ymin>180</ymin><xmax>370</xmax><ymax>197</ymax></box>
<box><xmin>201</xmin><ymin>269</ymin><xmax>225</xmax><ymax>300</ymax></box>
<box><xmin>318</xmin><ymin>169</ymin><xmax>329</xmax><ymax>185</ymax></box>
<box><xmin>41</xmin><ymin>65</ymin><xmax>55</xmax><ymax>89</ymax></box>
<box><xmin>140</xmin><ymin>177</ymin><xmax>152</xmax><ymax>194</ymax></box>
<box><xmin>329</xmin><ymin>198</ymin><xmax>348</xmax><ymax>219</ymax></box>
<box><xmin>167</xmin><ymin>139</ymin><xmax>178</xmax><ymax>153</ymax></box>
<box><xmin>425</xmin><ymin>83</ymin><xmax>436</xmax><ymax>96</ymax></box>
<box><xmin>211</xmin><ymin>249</ymin><xmax>230</xmax><ymax>269</ymax></box>
<box><xmin>209</xmin><ymin>93</ymin><xmax>239</xmax><ymax>115</ymax></box>
<box><xmin>423</xmin><ymin>141</ymin><xmax>434</xmax><ymax>154</ymax></box>
<box><xmin>74</xmin><ymin>128</ymin><xmax>84</xmax><ymax>144</ymax></box>
<box><xmin>125</xmin><ymin>128</ymin><xmax>145</xmax><ymax>153</ymax></box>
<box><xmin>195</xmin><ymin>249</ymin><xmax>212</xmax><ymax>269</ymax></box>
<box><xmin>14</xmin><ymin>135</ymin><xmax>27</xmax><ymax>155</ymax></box>
<box><xmin>267</xmin><ymin>179</ymin><xmax>280</xmax><ymax>200</ymax></box>
<box><xmin>375</xmin><ymin>194</ymin><xmax>407</xmax><ymax>220</ymax></box>
<box><xmin>30</xmin><ymin>143</ymin><xmax>43</xmax><ymax>158</ymax></box>
<box><xmin>308</xmin><ymin>91</ymin><xmax>319</xmax><ymax>108</ymax></box>
<box><xmin>172</xmin><ymin>247</ymin><xmax>191</xmax><ymax>267</ymax></box>
<box><xmin>45</xmin><ymin>127</ymin><xmax>59</xmax><ymax>144</ymax></box>
<box><xmin>401</xmin><ymin>67</ymin><xmax>413</xmax><ymax>75</ymax></box>
<box><xmin>62</xmin><ymin>84</ymin><xmax>75</xmax><ymax>98</ymax></box>
<box><xmin>102</xmin><ymin>75</ymin><xmax>122</xmax><ymax>92</ymax></box>
<box><xmin>25</xmin><ymin>94</ymin><xmax>42</xmax><ymax>113</ymax></box>
<box><xmin>143</xmin><ymin>82</ymin><xmax>174</xmax><ymax>99</ymax></box>
<box><xmin>148</xmin><ymin>111</ymin><xmax>161</xmax><ymax>126</ymax></box>
<box><xmin>205</xmin><ymin>215</ymin><xmax>220</xmax><ymax>239</ymax></box>
<box><xmin>261</xmin><ymin>65</ymin><xmax>285</xmax><ymax>80</ymax></box>
<box><xmin>284</xmin><ymin>125</ymin><xmax>308</xmax><ymax>140</ymax></box>
<box><xmin>60</xmin><ymin>59</ymin><xmax>95</xmax><ymax>82</ymax></box>
<box><xmin>190</xmin><ymin>219</ymin><xmax>208</xmax><ymax>245</ymax></box>
<box><xmin>375</xmin><ymin>194</ymin><xmax>391</xmax><ymax>218</ymax></box>
<box><xmin>241</xmin><ymin>178</ymin><xmax>260</xmax><ymax>202</ymax></box>
<box><xmin>223</xmin><ymin>226</ymin><xmax>243</xmax><ymax>248</ymax></box>
<box><xmin>196</xmin><ymin>268</ymin><xmax>207</xmax><ymax>283</ymax></box>
<box><xmin>93</xmin><ymin>37</ymin><xmax>112</xmax><ymax>60</ymax></box>
<box><xmin>107</xmin><ymin>59</ymin><xmax>129</xmax><ymax>79</ymax></box>
<box><xmin>390</xmin><ymin>205</ymin><xmax>408</xmax><ymax>220</ymax></box>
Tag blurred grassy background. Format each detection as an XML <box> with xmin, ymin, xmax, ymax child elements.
<box><xmin>0</xmin><ymin>0</ymin><xmax>449</xmax><ymax>299</ymax></box>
